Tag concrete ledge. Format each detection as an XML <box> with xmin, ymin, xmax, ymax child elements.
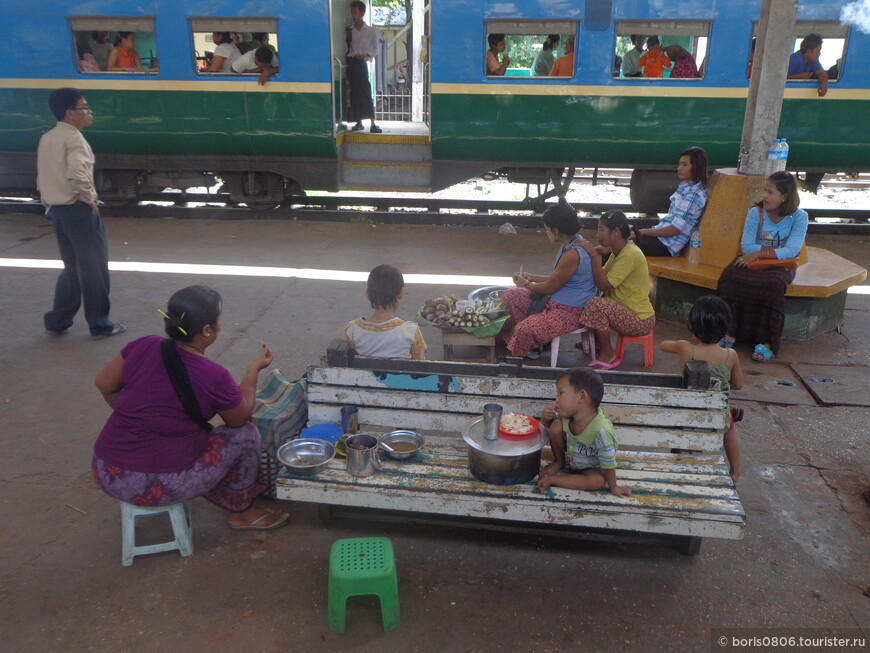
<box><xmin>648</xmin><ymin>246</ymin><xmax>867</xmax><ymax>299</ymax></box>
<box><xmin>650</xmin><ymin>275</ymin><xmax>849</xmax><ymax>339</ymax></box>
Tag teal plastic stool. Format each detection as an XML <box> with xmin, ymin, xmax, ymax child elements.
<box><xmin>120</xmin><ymin>501</ymin><xmax>193</xmax><ymax>566</ymax></box>
<box><xmin>328</xmin><ymin>537</ymin><xmax>399</xmax><ymax>633</ymax></box>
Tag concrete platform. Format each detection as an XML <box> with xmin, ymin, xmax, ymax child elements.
<box><xmin>0</xmin><ymin>214</ymin><xmax>868</xmax><ymax>652</ymax></box>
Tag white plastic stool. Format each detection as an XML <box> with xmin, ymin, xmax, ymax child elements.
<box><xmin>120</xmin><ymin>501</ymin><xmax>193</xmax><ymax>566</ymax></box>
<box><xmin>549</xmin><ymin>327</ymin><xmax>596</xmax><ymax>367</ymax></box>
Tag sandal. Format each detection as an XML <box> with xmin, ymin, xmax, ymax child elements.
<box><xmin>752</xmin><ymin>344</ymin><xmax>775</xmax><ymax>362</ymax></box>
<box><xmin>718</xmin><ymin>338</ymin><xmax>734</xmax><ymax>349</ymax></box>
<box><xmin>588</xmin><ymin>358</ymin><xmax>622</xmax><ymax>371</ymax></box>
<box><xmin>92</xmin><ymin>324</ymin><xmax>127</xmax><ymax>340</ymax></box>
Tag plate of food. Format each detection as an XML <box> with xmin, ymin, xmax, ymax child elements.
<box><xmin>498</xmin><ymin>412</ymin><xmax>540</xmax><ymax>440</ymax></box>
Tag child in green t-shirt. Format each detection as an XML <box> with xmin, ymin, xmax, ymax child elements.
<box><xmin>538</xmin><ymin>368</ymin><xmax>632</xmax><ymax>497</ymax></box>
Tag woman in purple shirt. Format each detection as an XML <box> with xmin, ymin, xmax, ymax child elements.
<box><xmin>92</xmin><ymin>285</ymin><xmax>289</xmax><ymax>530</ymax></box>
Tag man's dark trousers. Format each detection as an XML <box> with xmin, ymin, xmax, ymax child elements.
<box><xmin>44</xmin><ymin>201</ymin><xmax>114</xmax><ymax>336</ymax></box>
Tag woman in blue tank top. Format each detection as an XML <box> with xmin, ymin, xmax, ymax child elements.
<box><xmin>502</xmin><ymin>200</ymin><xmax>597</xmax><ymax>358</ymax></box>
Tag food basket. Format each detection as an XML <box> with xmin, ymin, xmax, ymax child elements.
<box><xmin>415</xmin><ymin>311</ymin><xmax>509</xmax><ymax>339</ymax></box>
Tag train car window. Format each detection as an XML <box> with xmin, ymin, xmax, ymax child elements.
<box><xmin>189</xmin><ymin>18</ymin><xmax>278</xmax><ymax>76</ymax></box>
<box><xmin>614</xmin><ymin>20</ymin><xmax>710</xmax><ymax>80</ymax></box>
<box><xmin>484</xmin><ymin>20</ymin><xmax>579</xmax><ymax>78</ymax></box>
<box><xmin>68</xmin><ymin>17</ymin><xmax>158</xmax><ymax>73</ymax></box>
<box><xmin>750</xmin><ymin>21</ymin><xmax>847</xmax><ymax>82</ymax></box>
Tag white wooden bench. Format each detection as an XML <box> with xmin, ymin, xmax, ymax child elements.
<box><xmin>275</xmin><ymin>346</ymin><xmax>745</xmax><ymax>555</ymax></box>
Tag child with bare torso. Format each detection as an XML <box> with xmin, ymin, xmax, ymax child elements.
<box><xmin>537</xmin><ymin>367</ymin><xmax>631</xmax><ymax>496</ymax></box>
<box><xmin>660</xmin><ymin>295</ymin><xmax>744</xmax><ymax>484</ymax></box>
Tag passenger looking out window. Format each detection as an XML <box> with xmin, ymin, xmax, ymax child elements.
<box><xmin>621</xmin><ymin>35</ymin><xmax>644</xmax><ymax>77</ymax></box>
<box><xmin>231</xmin><ymin>46</ymin><xmax>279</xmax><ymax>86</ymax></box>
<box><xmin>242</xmin><ymin>32</ymin><xmax>276</xmax><ymax>55</ymax></box>
<box><xmin>108</xmin><ymin>32</ymin><xmax>156</xmax><ymax>72</ymax></box>
<box><xmin>638</xmin><ymin>37</ymin><xmax>671</xmax><ymax>77</ymax></box>
<box><xmin>787</xmin><ymin>34</ymin><xmax>828</xmax><ymax>97</ymax></box>
<box><xmin>203</xmin><ymin>32</ymin><xmax>240</xmax><ymax>73</ymax></box>
<box><xmin>88</xmin><ymin>32</ymin><xmax>114</xmax><ymax>71</ymax></box>
<box><xmin>486</xmin><ymin>34</ymin><xmax>510</xmax><ymax>76</ymax></box>
<box><xmin>549</xmin><ymin>35</ymin><xmax>575</xmax><ymax>77</ymax></box>
<box><xmin>665</xmin><ymin>45</ymin><xmax>699</xmax><ymax>78</ymax></box>
<box><xmin>531</xmin><ymin>34</ymin><xmax>560</xmax><ymax>76</ymax></box>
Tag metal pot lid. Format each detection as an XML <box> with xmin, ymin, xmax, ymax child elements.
<box><xmin>462</xmin><ymin>418</ymin><xmax>546</xmax><ymax>456</ymax></box>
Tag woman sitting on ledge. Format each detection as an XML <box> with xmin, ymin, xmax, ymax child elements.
<box><xmin>92</xmin><ymin>285</ymin><xmax>289</xmax><ymax>530</ymax></box>
<box><xmin>580</xmin><ymin>211</ymin><xmax>656</xmax><ymax>370</ymax></box>
<box><xmin>630</xmin><ymin>146</ymin><xmax>708</xmax><ymax>257</ymax></box>
<box><xmin>501</xmin><ymin>200</ymin><xmax>597</xmax><ymax>359</ymax></box>
<box><xmin>717</xmin><ymin>172</ymin><xmax>808</xmax><ymax>361</ymax></box>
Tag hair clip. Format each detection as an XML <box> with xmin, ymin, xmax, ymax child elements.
<box><xmin>157</xmin><ymin>308</ymin><xmax>187</xmax><ymax>335</ymax></box>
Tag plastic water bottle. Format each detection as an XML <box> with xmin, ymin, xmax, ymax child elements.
<box><xmin>767</xmin><ymin>139</ymin><xmax>780</xmax><ymax>176</ymax></box>
<box><xmin>688</xmin><ymin>229</ymin><xmax>702</xmax><ymax>264</ymax></box>
<box><xmin>778</xmin><ymin>138</ymin><xmax>789</xmax><ymax>172</ymax></box>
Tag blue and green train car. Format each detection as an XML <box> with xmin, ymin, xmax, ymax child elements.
<box><xmin>0</xmin><ymin>0</ymin><xmax>867</xmax><ymax>206</ymax></box>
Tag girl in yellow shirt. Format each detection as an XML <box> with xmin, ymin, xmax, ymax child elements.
<box><xmin>577</xmin><ymin>211</ymin><xmax>656</xmax><ymax>370</ymax></box>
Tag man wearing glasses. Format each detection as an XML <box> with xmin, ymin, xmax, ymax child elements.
<box><xmin>37</xmin><ymin>87</ymin><xmax>126</xmax><ymax>339</ymax></box>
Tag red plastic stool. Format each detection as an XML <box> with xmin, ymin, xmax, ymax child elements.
<box><xmin>615</xmin><ymin>332</ymin><xmax>655</xmax><ymax>367</ymax></box>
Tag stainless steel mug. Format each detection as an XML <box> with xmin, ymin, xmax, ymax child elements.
<box><xmin>340</xmin><ymin>405</ymin><xmax>359</xmax><ymax>434</ymax></box>
<box><xmin>345</xmin><ymin>433</ymin><xmax>381</xmax><ymax>477</ymax></box>
<box><xmin>482</xmin><ymin>403</ymin><xmax>503</xmax><ymax>440</ymax></box>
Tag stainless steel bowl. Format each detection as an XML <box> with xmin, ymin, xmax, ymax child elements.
<box><xmin>468</xmin><ymin>285</ymin><xmax>510</xmax><ymax>302</ymax></box>
<box><xmin>277</xmin><ymin>438</ymin><xmax>335</xmax><ymax>476</ymax></box>
<box><xmin>378</xmin><ymin>430</ymin><xmax>424</xmax><ymax>460</ymax></box>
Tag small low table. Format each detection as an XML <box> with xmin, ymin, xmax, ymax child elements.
<box><xmin>441</xmin><ymin>330</ymin><xmax>497</xmax><ymax>363</ymax></box>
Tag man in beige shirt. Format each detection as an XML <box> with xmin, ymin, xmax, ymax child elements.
<box><xmin>38</xmin><ymin>87</ymin><xmax>125</xmax><ymax>338</ymax></box>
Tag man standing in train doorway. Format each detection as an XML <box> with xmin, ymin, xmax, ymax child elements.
<box><xmin>347</xmin><ymin>1</ymin><xmax>382</xmax><ymax>133</ymax></box>
<box><xmin>37</xmin><ymin>88</ymin><xmax>125</xmax><ymax>339</ymax></box>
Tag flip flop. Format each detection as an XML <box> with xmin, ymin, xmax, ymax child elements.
<box><xmin>717</xmin><ymin>338</ymin><xmax>734</xmax><ymax>349</ymax></box>
<box><xmin>587</xmin><ymin>359</ymin><xmax>622</xmax><ymax>371</ymax></box>
<box><xmin>752</xmin><ymin>344</ymin><xmax>775</xmax><ymax>362</ymax></box>
<box><xmin>92</xmin><ymin>324</ymin><xmax>127</xmax><ymax>340</ymax></box>
<box><xmin>229</xmin><ymin>508</ymin><xmax>290</xmax><ymax>531</ymax></box>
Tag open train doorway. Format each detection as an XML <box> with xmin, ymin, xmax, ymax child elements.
<box><xmin>331</xmin><ymin>0</ymin><xmax>432</xmax><ymax>191</ymax></box>
<box><xmin>330</xmin><ymin>0</ymin><xmax>430</xmax><ymax>134</ymax></box>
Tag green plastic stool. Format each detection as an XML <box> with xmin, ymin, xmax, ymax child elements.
<box><xmin>328</xmin><ymin>537</ymin><xmax>399</xmax><ymax>633</ymax></box>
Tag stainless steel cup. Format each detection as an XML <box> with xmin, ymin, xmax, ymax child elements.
<box><xmin>482</xmin><ymin>403</ymin><xmax>503</xmax><ymax>440</ymax></box>
<box><xmin>340</xmin><ymin>405</ymin><xmax>359</xmax><ymax>434</ymax></box>
<box><xmin>345</xmin><ymin>433</ymin><xmax>381</xmax><ymax>477</ymax></box>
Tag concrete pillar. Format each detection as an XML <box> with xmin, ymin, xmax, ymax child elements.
<box><xmin>738</xmin><ymin>0</ymin><xmax>797</xmax><ymax>175</ymax></box>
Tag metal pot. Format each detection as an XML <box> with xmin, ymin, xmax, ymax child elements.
<box><xmin>462</xmin><ymin>418</ymin><xmax>544</xmax><ymax>485</ymax></box>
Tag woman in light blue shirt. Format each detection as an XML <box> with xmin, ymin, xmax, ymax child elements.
<box><xmin>717</xmin><ymin>172</ymin><xmax>808</xmax><ymax>360</ymax></box>
<box><xmin>531</xmin><ymin>35</ymin><xmax>560</xmax><ymax>76</ymax></box>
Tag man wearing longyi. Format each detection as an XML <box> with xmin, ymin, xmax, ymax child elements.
<box><xmin>37</xmin><ymin>87</ymin><xmax>126</xmax><ymax>339</ymax></box>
